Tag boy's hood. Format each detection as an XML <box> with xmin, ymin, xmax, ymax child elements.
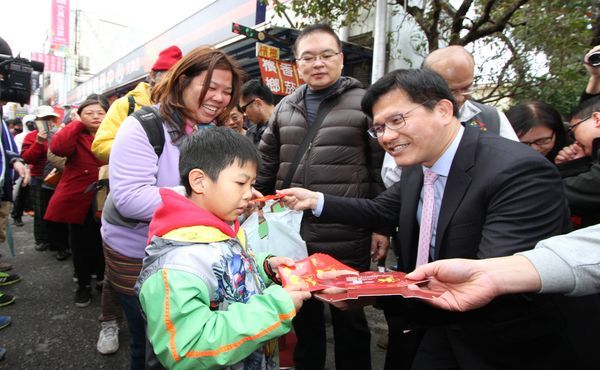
<box><xmin>147</xmin><ymin>187</ymin><xmax>240</xmax><ymax>244</ymax></box>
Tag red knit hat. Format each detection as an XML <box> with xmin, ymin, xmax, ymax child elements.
<box><xmin>151</xmin><ymin>45</ymin><xmax>182</xmax><ymax>72</ymax></box>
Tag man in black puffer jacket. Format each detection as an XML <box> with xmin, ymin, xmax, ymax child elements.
<box><xmin>255</xmin><ymin>24</ymin><xmax>384</xmax><ymax>370</ymax></box>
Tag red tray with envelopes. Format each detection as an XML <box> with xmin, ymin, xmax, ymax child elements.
<box><xmin>278</xmin><ymin>253</ymin><xmax>441</xmax><ymax>302</ymax></box>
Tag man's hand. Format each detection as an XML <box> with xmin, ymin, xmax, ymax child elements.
<box><xmin>13</xmin><ymin>161</ymin><xmax>30</xmax><ymax>187</ymax></box>
<box><xmin>370</xmin><ymin>233</ymin><xmax>389</xmax><ymax>262</ymax></box>
<box><xmin>277</xmin><ymin>187</ymin><xmax>320</xmax><ymax>211</ymax></box>
<box><xmin>555</xmin><ymin>143</ymin><xmax>586</xmax><ymax>165</ymax></box>
<box><xmin>406</xmin><ymin>256</ymin><xmax>541</xmax><ymax>312</ymax></box>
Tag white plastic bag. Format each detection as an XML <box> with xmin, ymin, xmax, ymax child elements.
<box><xmin>242</xmin><ymin>201</ymin><xmax>308</xmax><ymax>261</ymax></box>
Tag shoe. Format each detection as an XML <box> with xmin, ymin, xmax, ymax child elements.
<box><xmin>0</xmin><ymin>262</ymin><xmax>11</xmax><ymax>272</ymax></box>
<box><xmin>0</xmin><ymin>272</ymin><xmax>21</xmax><ymax>286</ymax></box>
<box><xmin>97</xmin><ymin>320</ymin><xmax>119</xmax><ymax>354</ymax></box>
<box><xmin>55</xmin><ymin>250</ymin><xmax>71</xmax><ymax>261</ymax></box>
<box><xmin>34</xmin><ymin>243</ymin><xmax>49</xmax><ymax>252</ymax></box>
<box><xmin>0</xmin><ymin>316</ymin><xmax>11</xmax><ymax>330</ymax></box>
<box><xmin>0</xmin><ymin>346</ymin><xmax>5</xmax><ymax>361</ymax></box>
<box><xmin>0</xmin><ymin>292</ymin><xmax>15</xmax><ymax>307</ymax></box>
<box><xmin>12</xmin><ymin>218</ymin><xmax>24</xmax><ymax>227</ymax></box>
<box><xmin>75</xmin><ymin>286</ymin><xmax>91</xmax><ymax>307</ymax></box>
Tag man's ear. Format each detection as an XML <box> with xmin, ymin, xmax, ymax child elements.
<box><xmin>592</xmin><ymin>111</ymin><xmax>600</xmax><ymax>127</ymax></box>
<box><xmin>188</xmin><ymin>168</ymin><xmax>206</xmax><ymax>194</ymax></box>
<box><xmin>436</xmin><ymin>99</ymin><xmax>455</xmax><ymax>124</ymax></box>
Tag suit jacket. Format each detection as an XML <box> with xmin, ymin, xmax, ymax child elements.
<box><xmin>321</xmin><ymin>126</ymin><xmax>600</xmax><ymax>369</ymax></box>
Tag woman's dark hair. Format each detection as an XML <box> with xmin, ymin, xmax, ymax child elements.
<box><xmin>361</xmin><ymin>69</ymin><xmax>459</xmax><ymax>118</ymax></box>
<box><xmin>151</xmin><ymin>46</ymin><xmax>244</xmax><ymax>134</ymax></box>
<box><xmin>505</xmin><ymin>101</ymin><xmax>569</xmax><ymax>162</ymax></box>
<box><xmin>77</xmin><ymin>96</ymin><xmax>109</xmax><ymax>116</ymax></box>
<box><xmin>179</xmin><ymin>127</ymin><xmax>261</xmax><ymax>195</ymax></box>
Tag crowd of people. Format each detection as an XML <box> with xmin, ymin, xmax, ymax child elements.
<box><xmin>0</xmin><ymin>23</ymin><xmax>599</xmax><ymax>370</ymax></box>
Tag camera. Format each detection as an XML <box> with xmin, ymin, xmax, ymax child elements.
<box><xmin>588</xmin><ymin>51</ymin><xmax>600</xmax><ymax>67</ymax></box>
<box><xmin>0</xmin><ymin>54</ymin><xmax>44</xmax><ymax>106</ymax></box>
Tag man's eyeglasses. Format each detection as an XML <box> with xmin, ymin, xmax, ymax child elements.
<box><xmin>296</xmin><ymin>51</ymin><xmax>341</xmax><ymax>64</ymax></box>
<box><xmin>520</xmin><ymin>134</ymin><xmax>554</xmax><ymax>147</ymax></box>
<box><xmin>240</xmin><ymin>99</ymin><xmax>256</xmax><ymax>113</ymax></box>
<box><xmin>367</xmin><ymin>102</ymin><xmax>429</xmax><ymax>139</ymax></box>
<box><xmin>568</xmin><ymin>115</ymin><xmax>592</xmax><ymax>133</ymax></box>
<box><xmin>451</xmin><ymin>85</ymin><xmax>475</xmax><ymax>97</ymax></box>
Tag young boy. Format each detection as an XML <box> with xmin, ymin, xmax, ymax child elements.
<box><xmin>136</xmin><ymin>127</ymin><xmax>311</xmax><ymax>370</ymax></box>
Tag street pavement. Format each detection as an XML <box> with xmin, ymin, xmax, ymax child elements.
<box><xmin>0</xmin><ymin>216</ymin><xmax>388</xmax><ymax>369</ymax></box>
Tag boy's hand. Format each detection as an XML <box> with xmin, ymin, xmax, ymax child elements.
<box><xmin>277</xmin><ymin>187</ymin><xmax>320</xmax><ymax>211</ymax></box>
<box><xmin>284</xmin><ymin>284</ymin><xmax>311</xmax><ymax>311</ymax></box>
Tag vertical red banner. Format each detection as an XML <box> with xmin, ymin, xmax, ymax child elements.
<box><xmin>257</xmin><ymin>57</ymin><xmax>304</xmax><ymax>96</ymax></box>
<box><xmin>51</xmin><ymin>0</ymin><xmax>70</xmax><ymax>48</ymax></box>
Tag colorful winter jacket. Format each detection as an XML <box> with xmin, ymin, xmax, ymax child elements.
<box><xmin>136</xmin><ymin>187</ymin><xmax>296</xmax><ymax>370</ymax></box>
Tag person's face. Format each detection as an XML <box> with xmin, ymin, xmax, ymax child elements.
<box><xmin>518</xmin><ymin>126</ymin><xmax>556</xmax><ymax>156</ymax></box>
<box><xmin>149</xmin><ymin>70</ymin><xmax>167</xmax><ymax>86</ymax></box>
<box><xmin>80</xmin><ymin>104</ymin><xmax>106</xmax><ymax>133</ymax></box>
<box><xmin>240</xmin><ymin>97</ymin><xmax>261</xmax><ymax>124</ymax></box>
<box><xmin>226</xmin><ymin>107</ymin><xmax>244</xmax><ymax>132</ymax></box>
<box><xmin>295</xmin><ymin>32</ymin><xmax>343</xmax><ymax>91</ymax></box>
<box><xmin>182</xmin><ymin>69</ymin><xmax>233</xmax><ymax>124</ymax></box>
<box><xmin>195</xmin><ymin>160</ymin><xmax>256</xmax><ymax>222</ymax></box>
<box><xmin>570</xmin><ymin>113</ymin><xmax>600</xmax><ymax>157</ymax></box>
<box><xmin>373</xmin><ymin>89</ymin><xmax>453</xmax><ymax>168</ymax></box>
<box><xmin>437</xmin><ymin>63</ymin><xmax>474</xmax><ymax>108</ymax></box>
<box><xmin>12</xmin><ymin>124</ymin><xmax>23</xmax><ymax>135</ymax></box>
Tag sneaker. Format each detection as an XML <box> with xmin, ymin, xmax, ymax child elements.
<box><xmin>0</xmin><ymin>292</ymin><xmax>15</xmax><ymax>307</ymax></box>
<box><xmin>0</xmin><ymin>316</ymin><xmax>11</xmax><ymax>330</ymax></box>
<box><xmin>0</xmin><ymin>262</ymin><xmax>11</xmax><ymax>272</ymax></box>
<box><xmin>12</xmin><ymin>218</ymin><xmax>24</xmax><ymax>227</ymax></box>
<box><xmin>0</xmin><ymin>272</ymin><xmax>21</xmax><ymax>286</ymax></box>
<box><xmin>97</xmin><ymin>320</ymin><xmax>119</xmax><ymax>354</ymax></box>
<box><xmin>75</xmin><ymin>286</ymin><xmax>91</xmax><ymax>308</ymax></box>
<box><xmin>34</xmin><ymin>243</ymin><xmax>49</xmax><ymax>252</ymax></box>
<box><xmin>55</xmin><ymin>250</ymin><xmax>71</xmax><ymax>261</ymax></box>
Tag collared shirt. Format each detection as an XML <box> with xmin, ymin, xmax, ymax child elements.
<box><xmin>416</xmin><ymin>125</ymin><xmax>465</xmax><ymax>260</ymax></box>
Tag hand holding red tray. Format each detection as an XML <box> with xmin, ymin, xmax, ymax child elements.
<box><xmin>252</xmin><ymin>194</ymin><xmax>286</xmax><ymax>203</ymax></box>
<box><xmin>277</xmin><ymin>254</ymin><xmax>441</xmax><ymax>305</ymax></box>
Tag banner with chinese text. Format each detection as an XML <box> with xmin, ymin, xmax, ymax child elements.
<box><xmin>51</xmin><ymin>0</ymin><xmax>70</xmax><ymax>50</ymax></box>
<box><xmin>31</xmin><ymin>53</ymin><xmax>64</xmax><ymax>73</ymax></box>
<box><xmin>257</xmin><ymin>57</ymin><xmax>304</xmax><ymax>96</ymax></box>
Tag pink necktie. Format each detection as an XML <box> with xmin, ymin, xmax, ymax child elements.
<box><xmin>416</xmin><ymin>170</ymin><xmax>439</xmax><ymax>266</ymax></box>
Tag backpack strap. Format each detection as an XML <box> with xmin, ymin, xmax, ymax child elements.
<box><xmin>131</xmin><ymin>106</ymin><xmax>165</xmax><ymax>158</ymax></box>
<box><xmin>127</xmin><ymin>95</ymin><xmax>136</xmax><ymax>116</ymax></box>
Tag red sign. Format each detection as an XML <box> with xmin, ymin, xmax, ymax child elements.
<box><xmin>31</xmin><ymin>53</ymin><xmax>64</xmax><ymax>73</ymax></box>
<box><xmin>51</xmin><ymin>0</ymin><xmax>70</xmax><ymax>48</ymax></box>
<box><xmin>257</xmin><ymin>57</ymin><xmax>304</xmax><ymax>96</ymax></box>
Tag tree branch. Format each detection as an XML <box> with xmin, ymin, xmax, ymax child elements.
<box><xmin>450</xmin><ymin>0</ymin><xmax>474</xmax><ymax>37</ymax></box>
<box><xmin>428</xmin><ymin>0</ymin><xmax>443</xmax><ymax>50</ymax></box>
<box><xmin>460</xmin><ymin>0</ymin><xmax>529</xmax><ymax>45</ymax></box>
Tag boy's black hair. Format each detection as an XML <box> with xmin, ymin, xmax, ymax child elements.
<box><xmin>569</xmin><ymin>95</ymin><xmax>600</xmax><ymax>121</ymax></box>
<box><xmin>241</xmin><ymin>79</ymin><xmax>274</xmax><ymax>105</ymax></box>
<box><xmin>179</xmin><ymin>127</ymin><xmax>262</xmax><ymax>195</ymax></box>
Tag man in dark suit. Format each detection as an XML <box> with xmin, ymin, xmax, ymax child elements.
<box><xmin>282</xmin><ymin>69</ymin><xmax>600</xmax><ymax>370</ymax></box>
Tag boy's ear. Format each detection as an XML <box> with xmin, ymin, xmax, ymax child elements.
<box><xmin>188</xmin><ymin>169</ymin><xmax>206</xmax><ymax>194</ymax></box>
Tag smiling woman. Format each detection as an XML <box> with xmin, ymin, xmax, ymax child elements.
<box><xmin>100</xmin><ymin>46</ymin><xmax>244</xmax><ymax>369</ymax></box>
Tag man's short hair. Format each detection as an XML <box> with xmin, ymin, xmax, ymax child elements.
<box><xmin>570</xmin><ymin>95</ymin><xmax>600</xmax><ymax>121</ymax></box>
<box><xmin>179</xmin><ymin>127</ymin><xmax>262</xmax><ymax>195</ymax></box>
<box><xmin>293</xmin><ymin>23</ymin><xmax>342</xmax><ymax>56</ymax></box>
<box><xmin>361</xmin><ymin>69</ymin><xmax>459</xmax><ymax>118</ymax></box>
<box><xmin>241</xmin><ymin>80</ymin><xmax>274</xmax><ymax>105</ymax></box>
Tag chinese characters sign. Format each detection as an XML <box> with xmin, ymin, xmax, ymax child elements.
<box><xmin>31</xmin><ymin>53</ymin><xmax>64</xmax><ymax>73</ymax></box>
<box><xmin>256</xmin><ymin>42</ymin><xmax>280</xmax><ymax>60</ymax></box>
<box><xmin>257</xmin><ymin>57</ymin><xmax>304</xmax><ymax>96</ymax></box>
<box><xmin>51</xmin><ymin>0</ymin><xmax>70</xmax><ymax>49</ymax></box>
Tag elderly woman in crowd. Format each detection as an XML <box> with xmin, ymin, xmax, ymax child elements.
<box><xmin>100</xmin><ymin>46</ymin><xmax>243</xmax><ymax>370</ymax></box>
<box><xmin>45</xmin><ymin>97</ymin><xmax>108</xmax><ymax>307</ymax></box>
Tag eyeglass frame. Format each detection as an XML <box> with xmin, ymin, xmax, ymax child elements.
<box><xmin>450</xmin><ymin>85</ymin><xmax>475</xmax><ymax>97</ymax></box>
<box><xmin>240</xmin><ymin>98</ymin><xmax>257</xmax><ymax>113</ymax></box>
<box><xmin>568</xmin><ymin>115</ymin><xmax>592</xmax><ymax>133</ymax></box>
<box><xmin>367</xmin><ymin>101</ymin><xmax>431</xmax><ymax>139</ymax></box>
<box><xmin>295</xmin><ymin>51</ymin><xmax>342</xmax><ymax>64</ymax></box>
<box><xmin>520</xmin><ymin>132</ymin><xmax>555</xmax><ymax>147</ymax></box>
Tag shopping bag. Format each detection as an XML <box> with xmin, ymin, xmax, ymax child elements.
<box><xmin>242</xmin><ymin>200</ymin><xmax>308</xmax><ymax>261</ymax></box>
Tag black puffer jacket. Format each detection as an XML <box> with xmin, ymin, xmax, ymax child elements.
<box><xmin>256</xmin><ymin>77</ymin><xmax>384</xmax><ymax>270</ymax></box>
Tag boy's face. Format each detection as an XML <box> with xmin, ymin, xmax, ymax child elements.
<box><xmin>194</xmin><ymin>160</ymin><xmax>257</xmax><ymax>222</ymax></box>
